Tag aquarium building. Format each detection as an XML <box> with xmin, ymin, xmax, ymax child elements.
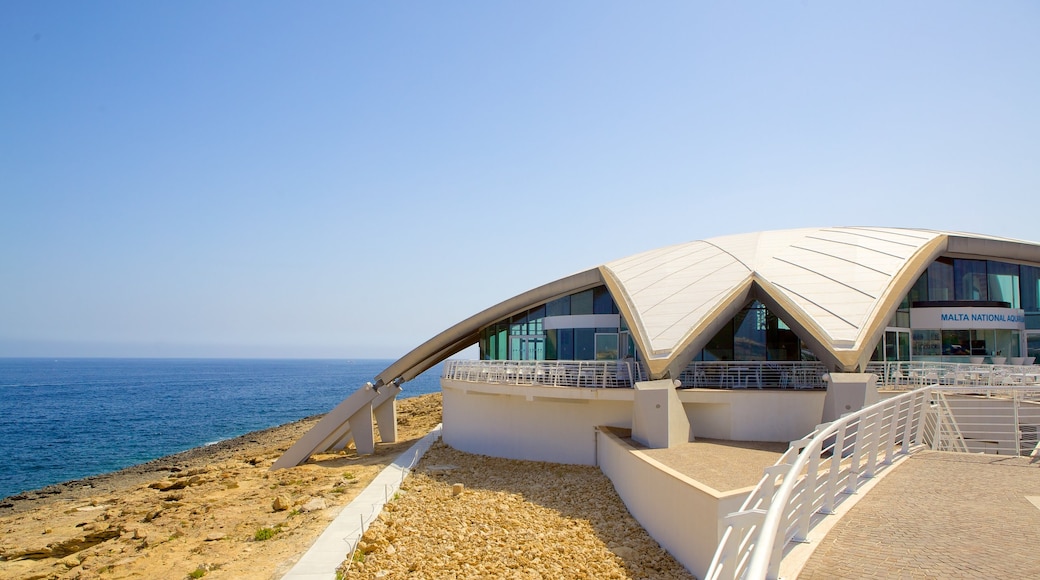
<box><xmin>272</xmin><ymin>226</ymin><xmax>1040</xmax><ymax>577</ymax></box>
<box><xmin>277</xmin><ymin>226</ymin><xmax>1040</xmax><ymax>469</ymax></box>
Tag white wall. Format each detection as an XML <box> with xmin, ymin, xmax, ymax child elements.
<box><xmin>441</xmin><ymin>380</ymin><xmax>634</xmax><ymax>465</ymax></box>
<box><xmin>678</xmin><ymin>390</ymin><xmax>826</xmax><ymax>441</ymax></box>
<box><xmin>596</xmin><ymin>427</ymin><xmax>750</xmax><ymax>578</ymax></box>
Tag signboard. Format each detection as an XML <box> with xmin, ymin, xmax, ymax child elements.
<box><xmin>910</xmin><ymin>307</ymin><xmax>1026</xmax><ymax>330</ymax></box>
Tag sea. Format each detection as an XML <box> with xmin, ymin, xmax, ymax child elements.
<box><xmin>0</xmin><ymin>358</ymin><xmax>443</xmax><ymax>501</ymax></box>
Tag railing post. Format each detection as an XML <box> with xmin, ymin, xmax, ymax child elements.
<box><xmin>822</xmin><ymin>420</ymin><xmax>847</xmax><ymax>514</ymax></box>
<box><xmin>845</xmin><ymin>416</ymin><xmax>865</xmax><ymax>494</ymax></box>
<box><xmin>863</xmin><ymin>409</ymin><xmax>882</xmax><ymax>478</ymax></box>
<box><xmin>1013</xmin><ymin>388</ymin><xmax>1022</xmax><ymax>456</ymax></box>
<box><xmin>795</xmin><ymin>443</ymin><xmax>820</xmax><ymax>543</ymax></box>
<box><xmin>883</xmin><ymin>397</ymin><xmax>901</xmax><ymax>464</ymax></box>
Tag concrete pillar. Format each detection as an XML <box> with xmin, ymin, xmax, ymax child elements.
<box><xmin>373</xmin><ymin>395</ymin><xmax>398</xmax><ymax>443</ymax></box>
<box><xmin>821</xmin><ymin>373</ymin><xmax>880</xmax><ymax>423</ymax></box>
<box><xmin>632</xmin><ymin>379</ymin><xmax>692</xmax><ymax>448</ymax></box>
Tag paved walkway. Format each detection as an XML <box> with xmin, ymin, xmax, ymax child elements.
<box><xmin>280</xmin><ymin>424</ymin><xmax>443</xmax><ymax>580</ymax></box>
<box><xmin>798</xmin><ymin>451</ymin><xmax>1040</xmax><ymax>579</ymax></box>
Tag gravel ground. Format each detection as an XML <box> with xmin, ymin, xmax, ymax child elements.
<box><xmin>340</xmin><ymin>441</ymin><xmax>697</xmax><ymax>580</ymax></box>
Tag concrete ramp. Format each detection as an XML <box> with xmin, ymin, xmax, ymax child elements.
<box><xmin>271</xmin><ymin>382</ymin><xmax>402</xmax><ymax>470</ymax></box>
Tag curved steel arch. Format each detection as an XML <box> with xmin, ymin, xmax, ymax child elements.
<box><xmin>373</xmin><ymin>268</ymin><xmax>605</xmax><ymax>387</ymax></box>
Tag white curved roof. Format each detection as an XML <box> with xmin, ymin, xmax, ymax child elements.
<box><xmin>603</xmin><ymin>227</ymin><xmax>948</xmax><ymax>374</ymax></box>
<box><xmin>378</xmin><ymin>227</ymin><xmax>1040</xmax><ymax>384</ymax></box>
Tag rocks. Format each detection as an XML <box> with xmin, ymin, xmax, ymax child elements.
<box><xmin>148</xmin><ymin>479</ymin><xmax>188</xmax><ymax>492</ymax></box>
<box><xmin>0</xmin><ymin>394</ymin><xmax>446</xmax><ymax>579</ymax></box>
<box><xmin>272</xmin><ymin>495</ymin><xmax>293</xmax><ymax>512</ymax></box>
<box><xmin>337</xmin><ymin>440</ymin><xmax>694</xmax><ymax>580</ymax></box>
<box><xmin>301</xmin><ymin>498</ymin><xmax>327</xmax><ymax>512</ymax></box>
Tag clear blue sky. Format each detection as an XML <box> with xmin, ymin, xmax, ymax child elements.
<box><xmin>2</xmin><ymin>1</ymin><xmax>1038</xmax><ymax>359</ymax></box>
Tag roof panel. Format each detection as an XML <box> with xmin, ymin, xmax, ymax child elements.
<box><xmin>608</xmin><ymin>227</ymin><xmax>947</xmax><ymax>361</ymax></box>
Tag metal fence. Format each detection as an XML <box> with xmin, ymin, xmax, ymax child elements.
<box><xmin>441</xmin><ymin>359</ymin><xmax>646</xmax><ymax>388</ymax></box>
<box><xmin>704</xmin><ymin>384</ymin><xmax>1040</xmax><ymax>580</ymax></box>
<box><xmin>866</xmin><ymin>361</ymin><xmax>1040</xmax><ymax>389</ymax></box>
<box><xmin>678</xmin><ymin>361</ymin><xmax>829</xmax><ymax>389</ymax></box>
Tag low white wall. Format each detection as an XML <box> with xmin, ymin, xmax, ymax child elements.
<box><xmin>442</xmin><ymin>381</ymin><xmax>827</xmax><ymax>465</ymax></box>
<box><xmin>679</xmin><ymin>389</ymin><xmax>826</xmax><ymax>441</ymax></box>
<box><xmin>596</xmin><ymin>427</ymin><xmax>750</xmax><ymax>578</ymax></box>
<box><xmin>441</xmin><ymin>380</ymin><xmax>634</xmax><ymax>465</ymax></box>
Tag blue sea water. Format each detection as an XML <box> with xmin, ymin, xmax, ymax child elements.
<box><xmin>0</xmin><ymin>358</ymin><xmax>442</xmax><ymax>500</ymax></box>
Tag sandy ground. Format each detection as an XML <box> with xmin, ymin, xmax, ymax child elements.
<box><xmin>0</xmin><ymin>393</ymin><xmax>443</xmax><ymax>580</ymax></box>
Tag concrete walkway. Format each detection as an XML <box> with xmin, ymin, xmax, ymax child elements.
<box><xmin>280</xmin><ymin>424</ymin><xmax>443</xmax><ymax>580</ymax></box>
<box><xmin>797</xmin><ymin>451</ymin><xmax>1040</xmax><ymax>579</ymax></box>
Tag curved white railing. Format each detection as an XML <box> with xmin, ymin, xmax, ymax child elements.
<box><xmin>705</xmin><ymin>383</ymin><xmax>1040</xmax><ymax>580</ymax></box>
<box><xmin>441</xmin><ymin>359</ymin><xmax>646</xmax><ymax>388</ymax></box>
<box><xmin>706</xmin><ymin>387</ymin><xmax>931</xmax><ymax>580</ymax></box>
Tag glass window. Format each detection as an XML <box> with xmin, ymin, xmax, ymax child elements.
<box><xmin>574</xmin><ymin>328</ymin><xmax>595</xmax><ymax>360</ymax></box>
<box><xmin>496</xmin><ymin>326</ymin><xmax>508</xmax><ymax>360</ymax></box>
<box><xmin>733</xmin><ymin>304</ymin><xmax>766</xmax><ymax>360</ymax></box>
<box><xmin>595</xmin><ymin>333</ymin><xmax>619</xmax><ymax>360</ymax></box>
<box><xmin>593</xmin><ymin>287</ymin><xmax>618</xmax><ymax>314</ymax></box>
<box><xmin>767</xmin><ymin>312</ymin><xmax>800</xmax><ymax>360</ymax></box>
<box><xmin>1022</xmin><ymin>265</ymin><xmax>1040</xmax><ymax>316</ymax></box>
<box><xmin>510</xmin><ymin>312</ymin><xmax>528</xmax><ymax>335</ymax></box>
<box><xmin>909</xmin><ymin>274</ymin><xmax>928</xmax><ymax>306</ymax></box>
<box><xmin>954</xmin><ymin>259</ymin><xmax>988</xmax><ymax>301</ymax></box>
<box><xmin>571</xmin><ymin>290</ymin><xmax>594</xmax><ymax>315</ymax></box>
<box><xmin>545</xmin><ymin>329</ymin><xmax>558</xmax><ymax>359</ymax></box>
<box><xmin>704</xmin><ymin>319</ymin><xmax>734</xmax><ymax>361</ymax></box>
<box><xmin>942</xmin><ymin>330</ymin><xmax>971</xmax><ymax>356</ymax></box>
<box><xmin>546</xmin><ymin>296</ymin><xmax>570</xmax><ymax>317</ymax></box>
<box><xmin>987</xmin><ymin>261</ymin><xmax>1020</xmax><ymax>308</ymax></box>
<box><xmin>1028</xmin><ymin>333</ymin><xmax>1040</xmax><ymax>360</ymax></box>
<box><xmin>912</xmin><ymin>329</ymin><xmax>941</xmax><ymax>356</ymax></box>
<box><xmin>557</xmin><ymin>329</ymin><xmax>574</xmax><ymax>360</ymax></box>
<box><xmin>527</xmin><ymin>305</ymin><xmax>545</xmax><ymax>334</ymax></box>
<box><xmin>927</xmin><ymin>259</ymin><xmax>954</xmax><ymax>301</ymax></box>
<box><xmin>885</xmin><ymin>330</ymin><xmax>898</xmax><ymax>360</ymax></box>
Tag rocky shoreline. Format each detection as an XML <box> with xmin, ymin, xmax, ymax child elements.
<box><xmin>0</xmin><ymin>415</ymin><xmax>322</xmax><ymax>515</ymax></box>
<box><xmin>0</xmin><ymin>393</ymin><xmax>443</xmax><ymax>580</ymax></box>
<box><xmin>2</xmin><ymin>392</ymin><xmax>697</xmax><ymax>579</ymax></box>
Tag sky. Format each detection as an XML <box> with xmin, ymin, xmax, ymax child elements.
<box><xmin>2</xmin><ymin>1</ymin><xmax>1038</xmax><ymax>359</ymax></box>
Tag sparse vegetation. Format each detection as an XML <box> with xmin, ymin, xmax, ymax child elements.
<box><xmin>188</xmin><ymin>566</ymin><xmax>207</xmax><ymax>578</ymax></box>
<box><xmin>254</xmin><ymin>527</ymin><xmax>278</xmax><ymax>541</ymax></box>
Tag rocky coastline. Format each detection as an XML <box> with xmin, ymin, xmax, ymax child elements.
<box><xmin>0</xmin><ymin>393</ymin><xmax>443</xmax><ymax>579</ymax></box>
<box><xmin>1</xmin><ymin>392</ymin><xmax>695</xmax><ymax>579</ymax></box>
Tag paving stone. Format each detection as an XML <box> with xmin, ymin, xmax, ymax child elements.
<box><xmin>799</xmin><ymin>451</ymin><xmax>1040</xmax><ymax>578</ymax></box>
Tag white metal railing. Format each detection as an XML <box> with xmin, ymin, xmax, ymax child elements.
<box><xmin>679</xmin><ymin>361</ymin><xmax>829</xmax><ymax>389</ymax></box>
<box><xmin>441</xmin><ymin>359</ymin><xmax>646</xmax><ymax>388</ymax></box>
<box><xmin>866</xmin><ymin>361</ymin><xmax>1040</xmax><ymax>389</ymax></box>
<box><xmin>705</xmin><ymin>384</ymin><xmax>1040</xmax><ymax>580</ymax></box>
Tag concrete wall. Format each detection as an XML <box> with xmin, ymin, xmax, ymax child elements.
<box><xmin>441</xmin><ymin>380</ymin><xmax>634</xmax><ymax>465</ymax></box>
<box><xmin>596</xmin><ymin>427</ymin><xmax>750</xmax><ymax>578</ymax></box>
<box><xmin>442</xmin><ymin>381</ymin><xmax>828</xmax><ymax>465</ymax></box>
<box><xmin>678</xmin><ymin>389</ymin><xmax>827</xmax><ymax>441</ymax></box>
